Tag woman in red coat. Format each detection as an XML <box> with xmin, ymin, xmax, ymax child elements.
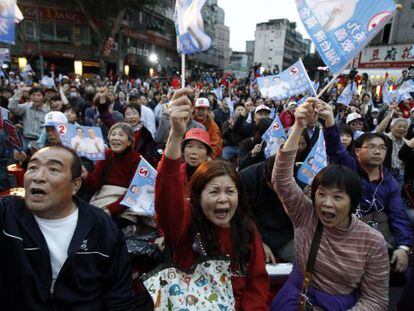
<box><xmin>155</xmin><ymin>88</ymin><xmax>269</xmax><ymax>310</ymax></box>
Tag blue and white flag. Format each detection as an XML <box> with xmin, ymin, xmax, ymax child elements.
<box><xmin>296</xmin><ymin>0</ymin><xmax>397</xmax><ymax>74</ymax></box>
<box><xmin>121</xmin><ymin>157</ymin><xmax>156</xmax><ymax>217</ymax></box>
<box><xmin>0</xmin><ymin>0</ymin><xmax>16</xmax><ymax>44</ymax></box>
<box><xmin>58</xmin><ymin>124</ymin><xmax>106</xmax><ymax>161</ymax></box>
<box><xmin>257</xmin><ymin>59</ymin><xmax>316</xmax><ymax>100</ymax></box>
<box><xmin>174</xmin><ymin>0</ymin><xmax>212</xmax><ymax>54</ymax></box>
<box><xmin>262</xmin><ymin>115</ymin><xmax>287</xmax><ymax>158</ymax></box>
<box><xmin>382</xmin><ymin>79</ymin><xmax>395</xmax><ymax>105</ymax></box>
<box><xmin>297</xmin><ymin>130</ymin><xmax>328</xmax><ymax>185</ymax></box>
<box><xmin>337</xmin><ymin>81</ymin><xmax>358</xmax><ymax>106</ymax></box>
<box><xmin>397</xmin><ymin>82</ymin><xmax>413</xmax><ymax>102</ymax></box>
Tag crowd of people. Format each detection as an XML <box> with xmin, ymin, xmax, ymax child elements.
<box><xmin>1</xmin><ymin>64</ymin><xmax>414</xmax><ymax>310</ymax></box>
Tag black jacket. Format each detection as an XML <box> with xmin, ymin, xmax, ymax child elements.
<box><xmin>239</xmin><ymin>162</ymin><xmax>294</xmax><ymax>253</ymax></box>
<box><xmin>0</xmin><ymin>195</ymin><xmax>137</xmax><ymax>310</ymax></box>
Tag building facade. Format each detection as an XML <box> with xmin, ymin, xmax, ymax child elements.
<box><xmin>254</xmin><ymin>19</ymin><xmax>311</xmax><ymax>70</ymax></box>
<box><xmin>350</xmin><ymin>0</ymin><xmax>414</xmax><ymax>77</ymax></box>
<box><xmin>1</xmin><ymin>0</ymin><xmax>179</xmax><ymax>77</ymax></box>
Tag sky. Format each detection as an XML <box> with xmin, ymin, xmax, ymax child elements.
<box><xmin>217</xmin><ymin>0</ymin><xmax>309</xmax><ymax>52</ymax></box>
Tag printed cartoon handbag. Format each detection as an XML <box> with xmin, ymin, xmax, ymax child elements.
<box><xmin>141</xmin><ymin>256</ymin><xmax>235</xmax><ymax>310</ymax></box>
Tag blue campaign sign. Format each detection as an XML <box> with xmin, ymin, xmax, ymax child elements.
<box><xmin>297</xmin><ymin>130</ymin><xmax>328</xmax><ymax>185</ymax></box>
<box><xmin>262</xmin><ymin>115</ymin><xmax>287</xmax><ymax>158</ymax></box>
<box><xmin>121</xmin><ymin>157</ymin><xmax>156</xmax><ymax>217</ymax></box>
<box><xmin>0</xmin><ymin>0</ymin><xmax>16</xmax><ymax>44</ymax></box>
<box><xmin>257</xmin><ymin>59</ymin><xmax>315</xmax><ymax>100</ymax></box>
<box><xmin>296</xmin><ymin>0</ymin><xmax>397</xmax><ymax>73</ymax></box>
<box><xmin>174</xmin><ymin>0</ymin><xmax>212</xmax><ymax>54</ymax></box>
<box><xmin>337</xmin><ymin>81</ymin><xmax>358</xmax><ymax>106</ymax></box>
<box><xmin>57</xmin><ymin>123</ymin><xmax>105</xmax><ymax>161</ymax></box>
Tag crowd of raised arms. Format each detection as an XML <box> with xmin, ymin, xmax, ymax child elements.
<box><xmin>1</xmin><ymin>64</ymin><xmax>414</xmax><ymax>310</ymax></box>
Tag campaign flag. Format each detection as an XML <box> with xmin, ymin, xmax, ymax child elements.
<box><xmin>214</xmin><ymin>86</ymin><xmax>223</xmax><ymax>100</ymax></box>
<box><xmin>400</xmin><ymin>79</ymin><xmax>414</xmax><ymax>93</ymax></box>
<box><xmin>262</xmin><ymin>115</ymin><xmax>287</xmax><ymax>158</ymax></box>
<box><xmin>3</xmin><ymin>119</ymin><xmax>23</xmax><ymax>150</ymax></box>
<box><xmin>337</xmin><ymin>81</ymin><xmax>358</xmax><ymax>106</ymax></box>
<box><xmin>121</xmin><ymin>157</ymin><xmax>156</xmax><ymax>217</ymax></box>
<box><xmin>57</xmin><ymin>124</ymin><xmax>106</xmax><ymax>161</ymax></box>
<box><xmin>312</xmin><ymin>81</ymin><xmax>320</xmax><ymax>94</ymax></box>
<box><xmin>0</xmin><ymin>0</ymin><xmax>16</xmax><ymax>44</ymax></box>
<box><xmin>297</xmin><ymin>130</ymin><xmax>328</xmax><ymax>185</ymax></box>
<box><xmin>0</xmin><ymin>107</ymin><xmax>9</xmax><ymax>129</ymax></box>
<box><xmin>174</xmin><ymin>0</ymin><xmax>212</xmax><ymax>54</ymax></box>
<box><xmin>257</xmin><ymin>59</ymin><xmax>315</xmax><ymax>100</ymax></box>
<box><xmin>296</xmin><ymin>0</ymin><xmax>397</xmax><ymax>74</ymax></box>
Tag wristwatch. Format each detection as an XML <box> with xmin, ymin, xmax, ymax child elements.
<box><xmin>397</xmin><ymin>245</ymin><xmax>412</xmax><ymax>255</ymax></box>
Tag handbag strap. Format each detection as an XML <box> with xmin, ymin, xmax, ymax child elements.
<box><xmin>299</xmin><ymin>220</ymin><xmax>323</xmax><ymax>309</ymax></box>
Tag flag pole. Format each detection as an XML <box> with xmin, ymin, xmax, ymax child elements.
<box><xmin>316</xmin><ymin>72</ymin><xmax>341</xmax><ymax>99</ymax></box>
<box><xmin>181</xmin><ymin>54</ymin><xmax>185</xmax><ymax>88</ymax></box>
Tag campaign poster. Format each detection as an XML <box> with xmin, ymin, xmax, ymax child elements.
<box><xmin>121</xmin><ymin>157</ymin><xmax>156</xmax><ymax>217</ymax></box>
<box><xmin>58</xmin><ymin>123</ymin><xmax>105</xmax><ymax>161</ymax></box>
<box><xmin>3</xmin><ymin>119</ymin><xmax>23</xmax><ymax>150</ymax></box>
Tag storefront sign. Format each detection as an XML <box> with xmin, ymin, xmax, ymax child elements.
<box><xmin>20</xmin><ymin>5</ymin><xmax>86</xmax><ymax>24</ymax></box>
<box><xmin>355</xmin><ymin>44</ymin><xmax>414</xmax><ymax>68</ymax></box>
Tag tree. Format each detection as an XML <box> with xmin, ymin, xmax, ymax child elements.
<box><xmin>68</xmin><ymin>0</ymin><xmax>163</xmax><ymax>75</ymax></box>
<box><xmin>302</xmin><ymin>52</ymin><xmax>325</xmax><ymax>81</ymax></box>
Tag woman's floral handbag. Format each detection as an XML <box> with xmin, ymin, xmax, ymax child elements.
<box><xmin>141</xmin><ymin>256</ymin><xmax>235</xmax><ymax>310</ymax></box>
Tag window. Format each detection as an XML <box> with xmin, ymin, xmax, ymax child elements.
<box><xmin>39</xmin><ymin>22</ymin><xmax>54</xmax><ymax>41</ymax></box>
<box><xmin>55</xmin><ymin>24</ymin><xmax>72</xmax><ymax>43</ymax></box>
<box><xmin>24</xmin><ymin>21</ymin><xmax>37</xmax><ymax>41</ymax></box>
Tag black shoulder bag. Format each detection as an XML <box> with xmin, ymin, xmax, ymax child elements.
<box><xmin>298</xmin><ymin>221</ymin><xmax>324</xmax><ymax>311</ymax></box>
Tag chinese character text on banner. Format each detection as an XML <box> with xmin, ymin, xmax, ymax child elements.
<box><xmin>296</xmin><ymin>0</ymin><xmax>397</xmax><ymax>73</ymax></box>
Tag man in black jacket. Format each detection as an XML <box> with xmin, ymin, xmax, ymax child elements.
<box><xmin>0</xmin><ymin>145</ymin><xmax>138</xmax><ymax>310</ymax></box>
<box><xmin>239</xmin><ymin>156</ymin><xmax>294</xmax><ymax>263</ymax></box>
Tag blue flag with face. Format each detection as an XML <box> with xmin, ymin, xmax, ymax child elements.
<box><xmin>262</xmin><ymin>115</ymin><xmax>288</xmax><ymax>158</ymax></box>
<box><xmin>296</xmin><ymin>0</ymin><xmax>397</xmax><ymax>74</ymax></box>
<box><xmin>297</xmin><ymin>130</ymin><xmax>328</xmax><ymax>185</ymax></box>
<box><xmin>121</xmin><ymin>157</ymin><xmax>156</xmax><ymax>217</ymax></box>
<box><xmin>174</xmin><ymin>0</ymin><xmax>212</xmax><ymax>54</ymax></box>
<box><xmin>0</xmin><ymin>0</ymin><xmax>16</xmax><ymax>44</ymax></box>
<box><xmin>337</xmin><ymin>81</ymin><xmax>358</xmax><ymax>106</ymax></box>
<box><xmin>257</xmin><ymin>59</ymin><xmax>316</xmax><ymax>100</ymax></box>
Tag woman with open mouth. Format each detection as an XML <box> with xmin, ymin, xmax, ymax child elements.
<box><xmin>155</xmin><ymin>88</ymin><xmax>269</xmax><ymax>310</ymax></box>
<box><xmin>270</xmin><ymin>99</ymin><xmax>389</xmax><ymax>310</ymax></box>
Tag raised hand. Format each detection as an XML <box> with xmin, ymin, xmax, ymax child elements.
<box><xmin>169</xmin><ymin>88</ymin><xmax>193</xmax><ymax>138</ymax></box>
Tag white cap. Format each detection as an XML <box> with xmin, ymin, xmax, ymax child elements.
<box><xmin>371</xmin><ymin>108</ymin><xmax>379</xmax><ymax>113</ymax></box>
<box><xmin>346</xmin><ymin>112</ymin><xmax>362</xmax><ymax>124</ymax></box>
<box><xmin>42</xmin><ymin>111</ymin><xmax>68</xmax><ymax>127</ymax></box>
<box><xmin>195</xmin><ymin>97</ymin><xmax>210</xmax><ymax>108</ymax></box>
<box><xmin>287</xmin><ymin>101</ymin><xmax>297</xmax><ymax>108</ymax></box>
<box><xmin>255</xmin><ymin>104</ymin><xmax>271</xmax><ymax>114</ymax></box>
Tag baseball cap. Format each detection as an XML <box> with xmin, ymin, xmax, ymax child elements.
<box><xmin>42</xmin><ymin>111</ymin><xmax>68</xmax><ymax>127</ymax></box>
<box><xmin>195</xmin><ymin>98</ymin><xmax>210</xmax><ymax>108</ymax></box>
<box><xmin>181</xmin><ymin>128</ymin><xmax>213</xmax><ymax>155</ymax></box>
<box><xmin>346</xmin><ymin>112</ymin><xmax>363</xmax><ymax>124</ymax></box>
<box><xmin>255</xmin><ymin>104</ymin><xmax>271</xmax><ymax>114</ymax></box>
<box><xmin>371</xmin><ymin>108</ymin><xmax>379</xmax><ymax>114</ymax></box>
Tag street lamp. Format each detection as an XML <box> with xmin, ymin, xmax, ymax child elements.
<box><xmin>18</xmin><ymin>57</ymin><xmax>27</xmax><ymax>70</ymax></box>
<box><xmin>74</xmin><ymin>60</ymin><xmax>83</xmax><ymax>76</ymax></box>
<box><xmin>149</xmin><ymin>53</ymin><xmax>158</xmax><ymax>63</ymax></box>
<box><xmin>124</xmin><ymin>64</ymin><xmax>130</xmax><ymax>76</ymax></box>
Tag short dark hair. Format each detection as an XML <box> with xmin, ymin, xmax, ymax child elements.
<box><xmin>29</xmin><ymin>87</ymin><xmax>44</xmax><ymax>96</ymax></box>
<box><xmin>123</xmin><ymin>103</ymin><xmax>141</xmax><ymax>116</ymax></box>
<box><xmin>354</xmin><ymin>132</ymin><xmax>386</xmax><ymax>149</ymax></box>
<box><xmin>31</xmin><ymin>145</ymin><xmax>82</xmax><ymax>180</ymax></box>
<box><xmin>311</xmin><ymin>165</ymin><xmax>361</xmax><ymax>215</ymax></box>
<box><xmin>50</xmin><ymin>95</ymin><xmax>61</xmax><ymax>102</ymax></box>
